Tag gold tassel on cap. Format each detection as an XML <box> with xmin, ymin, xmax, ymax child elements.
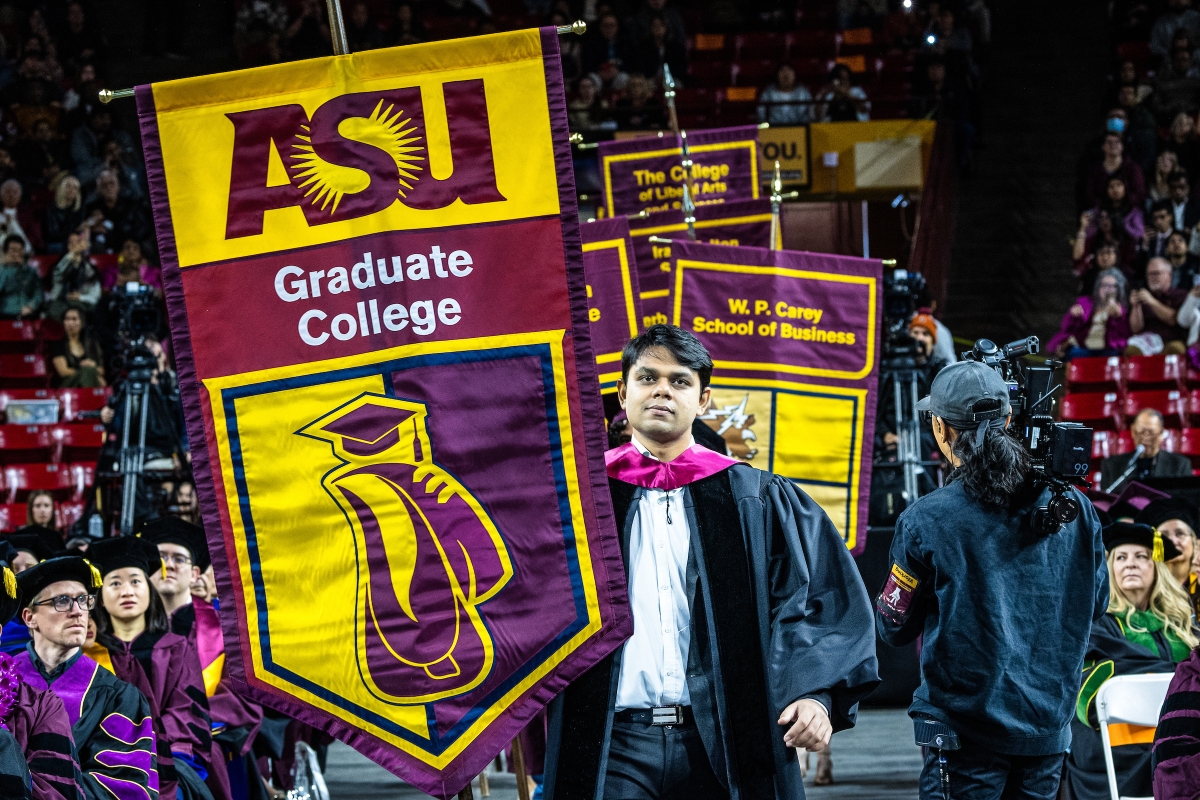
<box><xmin>1153</xmin><ymin>529</ymin><xmax>1165</xmax><ymax>562</ymax></box>
<box><xmin>3</xmin><ymin>567</ymin><xmax>15</xmax><ymax>600</ymax></box>
<box><xmin>84</xmin><ymin>560</ymin><xmax>102</xmax><ymax>589</ymax></box>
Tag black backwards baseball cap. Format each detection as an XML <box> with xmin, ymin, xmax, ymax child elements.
<box><xmin>915</xmin><ymin>361</ymin><xmax>1012</xmax><ymax>447</ymax></box>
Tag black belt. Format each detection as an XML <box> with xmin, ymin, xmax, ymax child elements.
<box><xmin>613</xmin><ymin>706</ymin><xmax>694</xmax><ymax>726</ymax></box>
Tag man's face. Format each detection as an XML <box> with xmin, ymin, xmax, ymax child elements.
<box><xmin>1158</xmin><ymin>519</ymin><xmax>1196</xmax><ymax>566</ymax></box>
<box><xmin>909</xmin><ymin>325</ymin><xmax>934</xmax><ymax>357</ymax></box>
<box><xmin>1172</xmin><ymin>179</ymin><xmax>1190</xmax><ymax>203</ymax></box>
<box><xmin>1168</xmin><ymin>233</ymin><xmax>1189</xmax><ymax>261</ymax></box>
<box><xmin>23</xmin><ymin>580</ymin><xmax>89</xmax><ymax>648</ymax></box>
<box><xmin>618</xmin><ymin>347</ymin><xmax>711</xmax><ymax>445</ymax></box>
<box><xmin>152</xmin><ymin>542</ymin><xmax>198</xmax><ymax>598</ymax></box>
<box><xmin>1119</xmin><ymin>86</ymin><xmax>1138</xmax><ymax>108</ymax></box>
<box><xmin>1103</xmin><ymin>134</ymin><xmax>1124</xmax><ymax>158</ymax></box>
<box><xmin>1097</xmin><ymin>246</ymin><xmax>1119</xmax><ymax>269</ymax></box>
<box><xmin>1153</xmin><ymin>207</ymin><xmax>1174</xmax><ymax>233</ymax></box>
<box><xmin>97</xmin><ymin>173</ymin><xmax>118</xmax><ymax>202</ymax></box>
<box><xmin>1</xmin><ymin>183</ymin><xmax>20</xmax><ymax>209</ymax></box>
<box><xmin>3</xmin><ymin>242</ymin><xmax>23</xmax><ymax>264</ymax></box>
<box><xmin>1174</xmin><ymin>48</ymin><xmax>1192</xmax><ymax>74</ymax></box>
<box><xmin>1147</xmin><ymin>261</ymin><xmax>1174</xmax><ymax>291</ymax></box>
<box><xmin>1132</xmin><ymin>411</ymin><xmax>1165</xmax><ymax>454</ymax></box>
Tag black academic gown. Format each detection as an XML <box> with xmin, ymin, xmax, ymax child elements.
<box><xmin>544</xmin><ymin>464</ymin><xmax>880</xmax><ymax>800</ymax></box>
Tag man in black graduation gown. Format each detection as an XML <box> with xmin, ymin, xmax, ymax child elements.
<box><xmin>544</xmin><ymin>325</ymin><xmax>879</xmax><ymax>800</ymax></box>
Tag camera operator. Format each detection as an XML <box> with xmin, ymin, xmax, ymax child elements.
<box><xmin>875</xmin><ymin>361</ymin><xmax>1108</xmax><ymax>799</ymax></box>
<box><xmin>99</xmin><ymin>335</ymin><xmax>186</xmax><ymax>472</ymax></box>
<box><xmin>877</xmin><ymin>314</ymin><xmax>949</xmax><ymax>455</ymax></box>
<box><xmin>46</xmin><ymin>228</ymin><xmax>100</xmax><ymax>321</ymax></box>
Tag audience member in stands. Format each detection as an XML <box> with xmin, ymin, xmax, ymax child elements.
<box><xmin>59</xmin><ymin>1</ymin><xmax>106</xmax><ymax>71</ymax></box>
<box><xmin>1128</xmin><ymin>257</ymin><xmax>1190</xmax><ymax>354</ymax></box>
<box><xmin>1137</xmin><ymin>498</ymin><xmax>1200</xmax><ymax>617</ymax></box>
<box><xmin>48</xmin><ymin>229</ymin><xmax>98</xmax><ymax>320</ymax></box>
<box><xmin>389</xmin><ymin>3</ymin><xmax>425</xmax><ymax>47</ymax></box>
<box><xmin>1097</xmin><ymin>175</ymin><xmax>1145</xmax><ymax>241</ymax></box>
<box><xmin>69</xmin><ymin>107</ymin><xmax>132</xmax><ymax>189</ymax></box>
<box><xmin>1153</xmin><ymin>644</ymin><xmax>1200</xmax><ymax>798</ymax></box>
<box><xmin>1064</xmin><ymin>522</ymin><xmax>1195</xmax><ymax>799</ymax></box>
<box><xmin>1143</xmin><ymin>200</ymin><xmax>1176</xmax><ymax>259</ymax></box>
<box><xmin>112</xmin><ymin>239</ymin><xmax>161</xmax><ymax>294</ymax></box>
<box><xmin>1167</xmin><ymin>171</ymin><xmax>1200</xmax><ymax>234</ymax></box>
<box><xmin>635</xmin><ymin>15</ymin><xmax>686</xmax><ymax>84</ymax></box>
<box><xmin>582</xmin><ymin>13</ymin><xmax>633</xmax><ymax>76</ymax></box>
<box><xmin>1075</xmin><ymin>210</ymin><xmax>1137</xmax><ymax>276</ymax></box>
<box><xmin>286</xmin><ymin>0</ymin><xmax>332</xmax><ymax>61</ymax></box>
<box><xmin>1150</xmin><ymin>0</ymin><xmax>1200</xmax><ymax>60</ymax></box>
<box><xmin>568</xmin><ymin>75</ymin><xmax>609</xmax><ymax>131</ymax></box>
<box><xmin>1102</xmin><ymin>409</ymin><xmax>1194</xmax><ymax>492</ymax></box>
<box><xmin>0</xmin><ymin>235</ymin><xmax>41</xmax><ymax>320</ymax></box>
<box><xmin>629</xmin><ymin>0</ymin><xmax>687</xmax><ymax>48</ymax></box>
<box><xmin>15</xmin><ymin>119</ymin><xmax>68</xmax><ymax>191</ymax></box>
<box><xmin>234</xmin><ymin>0</ymin><xmax>289</xmax><ymax>66</ymax></box>
<box><xmin>42</xmin><ymin>174</ymin><xmax>82</xmax><ymax>254</ymax></box>
<box><xmin>345</xmin><ymin>1</ymin><xmax>384</xmax><ymax>51</ymax></box>
<box><xmin>1163</xmin><ymin>113</ymin><xmax>1200</xmax><ymax>179</ymax></box>
<box><xmin>1049</xmin><ymin>268</ymin><xmax>1132</xmax><ymax>359</ymax></box>
<box><xmin>1076</xmin><ymin>240</ymin><xmax>1123</xmax><ymax>296</ymax></box>
<box><xmin>1165</xmin><ymin>230</ymin><xmax>1200</xmax><ymax>288</ymax></box>
<box><xmin>1118</xmin><ymin>84</ymin><xmax>1158</xmax><ymax>176</ymax></box>
<box><xmin>25</xmin><ymin>492</ymin><xmax>55</xmax><ymax>533</ymax></box>
<box><xmin>0</xmin><ymin>180</ymin><xmax>38</xmax><ymax>253</ymax></box>
<box><xmin>1086</xmin><ymin>131</ymin><xmax>1147</xmax><ymax>210</ymax></box>
<box><xmin>51</xmin><ymin>307</ymin><xmax>104</xmax><ymax>388</ymax></box>
<box><xmin>758</xmin><ymin>63</ymin><xmax>813</xmax><ymax>125</ymax></box>
<box><xmin>171</xmin><ymin>480</ymin><xmax>200</xmax><ymax>526</ymax></box>
<box><xmin>88</xmin><ymin>536</ymin><xmax>213</xmax><ymax>799</ymax></box>
<box><xmin>817</xmin><ymin>63</ymin><xmax>870</xmax><ymax>122</ymax></box>
<box><xmin>613</xmin><ymin>73</ymin><xmax>664</xmax><ymax>128</ymax></box>
<box><xmin>1147</xmin><ymin>150</ymin><xmax>1181</xmax><ymax>207</ymax></box>
<box><xmin>84</xmin><ymin>169</ymin><xmax>148</xmax><ymax>254</ymax></box>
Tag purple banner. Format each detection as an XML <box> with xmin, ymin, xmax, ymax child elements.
<box><xmin>599</xmin><ymin>126</ymin><xmax>760</xmax><ymax>218</ymax></box>
<box><xmin>670</xmin><ymin>240</ymin><xmax>881</xmax><ymax>554</ymax></box>
<box><xmin>630</xmin><ymin>198</ymin><xmax>773</xmax><ymax>325</ymax></box>
<box><xmin>581</xmin><ymin>217</ymin><xmax>642</xmax><ymax>394</ymax></box>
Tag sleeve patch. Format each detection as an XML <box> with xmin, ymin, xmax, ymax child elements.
<box><xmin>878</xmin><ymin>563</ymin><xmax>919</xmax><ymax>622</ymax></box>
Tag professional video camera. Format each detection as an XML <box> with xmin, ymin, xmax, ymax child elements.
<box><xmin>880</xmin><ymin>268</ymin><xmax>928</xmax><ymax>367</ymax></box>
<box><xmin>110</xmin><ymin>284</ymin><xmax>160</xmax><ymax>382</ymax></box>
<box><xmin>961</xmin><ymin>337</ymin><xmax>1093</xmax><ymax>534</ymax></box>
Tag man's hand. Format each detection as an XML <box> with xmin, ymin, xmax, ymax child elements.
<box><xmin>1069</xmin><ymin>303</ymin><xmax>1085</xmax><ymax>318</ymax></box>
<box><xmin>778</xmin><ymin>698</ymin><xmax>831</xmax><ymax>751</ymax></box>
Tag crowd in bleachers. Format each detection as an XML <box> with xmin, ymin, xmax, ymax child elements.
<box><xmin>230</xmin><ymin>0</ymin><xmax>989</xmax><ymax>138</ymax></box>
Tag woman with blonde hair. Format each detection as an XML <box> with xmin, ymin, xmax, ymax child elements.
<box><xmin>42</xmin><ymin>173</ymin><xmax>82</xmax><ymax>253</ymax></box>
<box><xmin>1064</xmin><ymin>522</ymin><xmax>1196</xmax><ymax>799</ymax></box>
<box><xmin>1148</xmin><ymin>149</ymin><xmax>1181</xmax><ymax>206</ymax></box>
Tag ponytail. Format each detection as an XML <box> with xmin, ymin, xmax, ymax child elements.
<box><xmin>948</xmin><ymin>424</ymin><xmax>1031</xmax><ymax>509</ymax></box>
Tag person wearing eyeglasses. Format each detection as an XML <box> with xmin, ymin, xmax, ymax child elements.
<box><xmin>87</xmin><ymin>536</ymin><xmax>211</xmax><ymax>800</ymax></box>
<box><xmin>13</xmin><ymin>555</ymin><xmax>158</xmax><ymax>799</ymax></box>
<box><xmin>142</xmin><ymin>516</ymin><xmax>265</xmax><ymax>800</ymax></box>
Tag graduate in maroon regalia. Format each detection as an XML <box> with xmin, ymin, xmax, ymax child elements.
<box><xmin>15</xmin><ymin>556</ymin><xmax>158</xmax><ymax>800</ymax></box>
<box><xmin>86</xmin><ymin>537</ymin><xmax>212</xmax><ymax>800</ymax></box>
<box><xmin>545</xmin><ymin>326</ymin><xmax>879</xmax><ymax>800</ymax></box>
<box><xmin>142</xmin><ymin>517</ymin><xmax>264</xmax><ymax>800</ymax></box>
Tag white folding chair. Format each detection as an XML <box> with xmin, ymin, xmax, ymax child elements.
<box><xmin>1095</xmin><ymin>672</ymin><xmax>1175</xmax><ymax>800</ymax></box>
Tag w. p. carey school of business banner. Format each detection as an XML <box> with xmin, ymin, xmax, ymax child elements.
<box><xmin>670</xmin><ymin>241</ymin><xmax>881</xmax><ymax>553</ymax></box>
<box><xmin>135</xmin><ymin>28</ymin><xmax>631</xmax><ymax>798</ymax></box>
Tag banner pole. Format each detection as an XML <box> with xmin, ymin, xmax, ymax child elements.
<box><xmin>511</xmin><ymin>738</ymin><xmax>531</xmax><ymax>800</ymax></box>
<box><xmin>661</xmin><ymin>64</ymin><xmax>696</xmax><ymax>241</ymax></box>
<box><xmin>769</xmin><ymin>160</ymin><xmax>782</xmax><ymax>251</ymax></box>
<box><xmin>97</xmin><ymin>22</ymin><xmax>588</xmax><ymax>104</ymax></box>
<box><xmin>326</xmin><ymin>0</ymin><xmax>350</xmax><ymax>55</ymax></box>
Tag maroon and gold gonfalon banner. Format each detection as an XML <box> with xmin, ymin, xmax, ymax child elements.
<box><xmin>134</xmin><ymin>29</ymin><xmax>630</xmax><ymax>798</ymax></box>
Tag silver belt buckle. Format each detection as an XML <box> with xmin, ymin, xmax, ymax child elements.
<box><xmin>651</xmin><ymin>705</ymin><xmax>683</xmax><ymax>726</ymax></box>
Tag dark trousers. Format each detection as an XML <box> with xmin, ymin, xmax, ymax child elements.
<box><xmin>602</xmin><ymin>721</ymin><xmax>728</xmax><ymax>800</ymax></box>
<box><xmin>919</xmin><ymin>746</ymin><xmax>1064</xmax><ymax>800</ymax></box>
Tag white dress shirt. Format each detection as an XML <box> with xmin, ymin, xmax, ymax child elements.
<box><xmin>615</xmin><ymin>434</ymin><xmax>693</xmax><ymax>711</ymax></box>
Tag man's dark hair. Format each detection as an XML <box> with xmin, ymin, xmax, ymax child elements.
<box><xmin>945</xmin><ymin>404</ymin><xmax>1031</xmax><ymax>509</ymax></box>
<box><xmin>2</xmin><ymin>235</ymin><xmax>24</xmax><ymax>253</ymax></box>
<box><xmin>1169</xmin><ymin>169</ymin><xmax>1190</xmax><ymax>186</ymax></box>
<box><xmin>1151</xmin><ymin>198</ymin><xmax>1174</xmax><ymax>216</ymax></box>
<box><xmin>621</xmin><ymin>324</ymin><xmax>713</xmax><ymax>390</ymax></box>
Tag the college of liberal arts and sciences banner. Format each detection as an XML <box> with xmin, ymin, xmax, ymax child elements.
<box><xmin>580</xmin><ymin>217</ymin><xmax>641</xmax><ymax>394</ymax></box>
<box><xmin>598</xmin><ymin>125</ymin><xmax>760</xmax><ymax>218</ymax></box>
<box><xmin>134</xmin><ymin>29</ymin><xmax>631</xmax><ymax>797</ymax></box>
<box><xmin>671</xmin><ymin>241</ymin><xmax>881</xmax><ymax>553</ymax></box>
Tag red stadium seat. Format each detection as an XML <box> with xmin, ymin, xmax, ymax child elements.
<box><xmin>27</xmin><ymin>255</ymin><xmax>56</xmax><ymax>279</ymax></box>
<box><xmin>58</xmin><ymin>388</ymin><xmax>109</xmax><ymax>422</ymax></box>
<box><xmin>0</xmin><ymin>425</ymin><xmax>52</xmax><ymax>464</ymax></box>
<box><xmin>1059</xmin><ymin>392</ymin><xmax>1123</xmax><ymax>431</ymax></box>
<box><xmin>1123</xmin><ymin>389</ymin><xmax>1187</xmax><ymax>428</ymax></box>
<box><xmin>734</xmin><ymin>32</ymin><xmax>790</xmax><ymax>62</ymax></box>
<box><xmin>1162</xmin><ymin>428</ymin><xmax>1183</xmax><ymax>453</ymax></box>
<box><xmin>1092</xmin><ymin>429</ymin><xmax>1129</xmax><ymax>461</ymax></box>
<box><xmin>731</xmin><ymin>59</ymin><xmax>780</xmax><ymax>86</ymax></box>
<box><xmin>55</xmin><ymin>499</ymin><xmax>84</xmax><ymax>531</ymax></box>
<box><xmin>687</xmin><ymin>60</ymin><xmax>733</xmax><ymax>88</ymax></box>
<box><xmin>0</xmin><ymin>320</ymin><xmax>38</xmax><ymax>353</ymax></box>
<box><xmin>4</xmin><ymin>463</ymin><xmax>74</xmax><ymax>502</ymax></box>
<box><xmin>69</xmin><ymin>462</ymin><xmax>94</xmax><ymax>498</ymax></box>
<box><xmin>790</xmin><ymin>30</ymin><xmax>838</xmax><ymax>58</ymax></box>
<box><xmin>1116</xmin><ymin>40</ymin><xmax>1151</xmax><ymax>70</ymax></box>
<box><xmin>1178</xmin><ymin>428</ymin><xmax>1200</xmax><ymax>466</ymax></box>
<box><xmin>719</xmin><ymin>87</ymin><xmax>759</xmax><ymax>124</ymax></box>
<box><xmin>0</xmin><ymin>503</ymin><xmax>20</xmax><ymax>533</ymax></box>
<box><xmin>50</xmin><ymin>423</ymin><xmax>106</xmax><ymax>463</ymax></box>
<box><xmin>1121</xmin><ymin>354</ymin><xmax>1185</xmax><ymax>390</ymax></box>
<box><xmin>0</xmin><ymin>354</ymin><xmax>47</xmax><ymax>387</ymax></box>
<box><xmin>793</xmin><ymin>57</ymin><xmax>836</xmax><ymax>84</ymax></box>
<box><xmin>1067</xmin><ymin>356</ymin><xmax>1122</xmax><ymax>393</ymax></box>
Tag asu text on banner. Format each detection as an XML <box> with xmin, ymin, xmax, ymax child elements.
<box><xmin>135</xmin><ymin>28</ymin><xmax>630</xmax><ymax>798</ymax></box>
<box><xmin>670</xmin><ymin>241</ymin><xmax>881</xmax><ymax>553</ymax></box>
<box><xmin>580</xmin><ymin>217</ymin><xmax>641</xmax><ymax>394</ymax></box>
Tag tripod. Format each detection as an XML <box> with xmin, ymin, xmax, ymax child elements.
<box><xmin>888</xmin><ymin>367</ymin><xmax>924</xmax><ymax>504</ymax></box>
<box><xmin>116</xmin><ymin>349</ymin><xmax>157</xmax><ymax>536</ymax></box>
